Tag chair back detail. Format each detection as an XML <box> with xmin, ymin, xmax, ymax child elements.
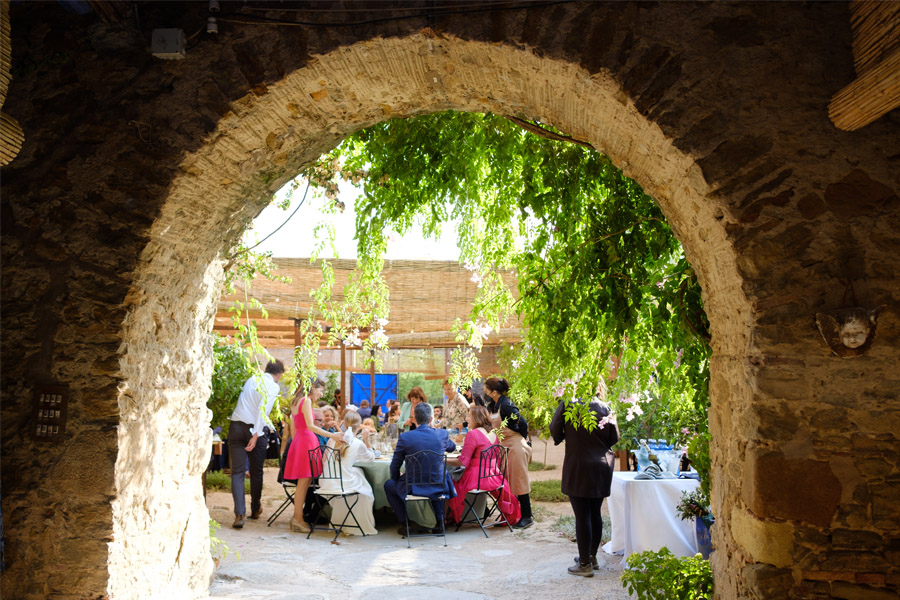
<box><xmin>308</xmin><ymin>445</ymin><xmax>343</xmax><ymax>492</ymax></box>
<box><xmin>403</xmin><ymin>449</ymin><xmax>449</xmax><ymax>498</ymax></box>
<box><xmin>478</xmin><ymin>444</ymin><xmax>507</xmax><ymax>491</ymax></box>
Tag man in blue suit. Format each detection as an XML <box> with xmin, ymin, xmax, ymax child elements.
<box><xmin>384</xmin><ymin>402</ymin><xmax>457</xmax><ymax>535</ymax></box>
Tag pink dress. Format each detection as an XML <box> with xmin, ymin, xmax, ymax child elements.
<box><xmin>283</xmin><ymin>398</ymin><xmax>321</xmax><ymax>480</ymax></box>
<box><xmin>447</xmin><ymin>428</ymin><xmax>503</xmax><ymax>523</ymax></box>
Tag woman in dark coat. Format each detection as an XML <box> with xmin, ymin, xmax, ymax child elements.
<box><xmin>549</xmin><ymin>395</ymin><xmax>619</xmax><ymax>577</ymax></box>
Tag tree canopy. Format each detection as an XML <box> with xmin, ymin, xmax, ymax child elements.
<box><xmin>295</xmin><ymin>111</ymin><xmax>711</xmax><ymax>447</ymax></box>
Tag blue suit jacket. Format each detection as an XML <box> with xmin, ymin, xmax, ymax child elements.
<box><xmin>390</xmin><ymin>424</ymin><xmax>457</xmax><ymax>499</ymax></box>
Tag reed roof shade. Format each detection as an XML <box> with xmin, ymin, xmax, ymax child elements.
<box><xmin>829</xmin><ymin>0</ymin><xmax>900</xmax><ymax>131</ymax></box>
<box><xmin>214</xmin><ymin>258</ymin><xmax>523</xmax><ymax>349</ymax></box>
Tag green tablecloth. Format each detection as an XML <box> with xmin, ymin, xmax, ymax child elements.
<box><xmin>355</xmin><ymin>459</ymin><xmax>437</xmax><ymax>528</ymax></box>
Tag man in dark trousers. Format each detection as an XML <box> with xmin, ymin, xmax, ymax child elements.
<box><xmin>227</xmin><ymin>359</ymin><xmax>284</xmax><ymax>528</ymax></box>
<box><xmin>384</xmin><ymin>402</ymin><xmax>456</xmax><ymax>535</ymax></box>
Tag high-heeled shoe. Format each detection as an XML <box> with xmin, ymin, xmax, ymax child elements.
<box><xmin>290</xmin><ymin>518</ymin><xmax>310</xmax><ymax>533</ymax></box>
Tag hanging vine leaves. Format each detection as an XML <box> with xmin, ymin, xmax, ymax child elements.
<box><xmin>303</xmin><ymin>111</ymin><xmax>710</xmax><ymax>451</ymax></box>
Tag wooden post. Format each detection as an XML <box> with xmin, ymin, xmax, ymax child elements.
<box><xmin>340</xmin><ymin>342</ymin><xmax>346</xmax><ymax>410</ymax></box>
<box><xmin>369</xmin><ymin>350</ymin><xmax>376</xmax><ymax>407</ymax></box>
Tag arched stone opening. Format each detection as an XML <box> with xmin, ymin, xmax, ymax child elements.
<box><xmin>112</xmin><ymin>34</ymin><xmax>742</xmax><ymax>598</ymax></box>
<box><xmin>1</xmin><ymin>4</ymin><xmax>897</xmax><ymax>599</ymax></box>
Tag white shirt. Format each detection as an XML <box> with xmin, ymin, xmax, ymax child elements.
<box><xmin>230</xmin><ymin>373</ymin><xmax>280</xmax><ymax>436</ymax></box>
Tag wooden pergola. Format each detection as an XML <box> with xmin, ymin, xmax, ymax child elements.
<box><xmin>213</xmin><ymin>258</ymin><xmax>523</xmax><ymax>407</ymax></box>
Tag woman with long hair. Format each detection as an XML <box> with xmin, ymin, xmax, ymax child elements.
<box><xmin>282</xmin><ymin>380</ymin><xmax>342</xmax><ymax>533</ymax></box>
<box><xmin>484</xmin><ymin>377</ymin><xmax>534</xmax><ymax>529</ymax></box>
<box><xmin>318</xmin><ymin>411</ymin><xmax>378</xmax><ymax>535</ymax></box>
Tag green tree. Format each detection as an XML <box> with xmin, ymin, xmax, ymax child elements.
<box><xmin>304</xmin><ymin>111</ymin><xmax>710</xmax><ymax>440</ymax></box>
<box><xmin>208</xmin><ymin>333</ymin><xmax>254</xmax><ymax>431</ymax></box>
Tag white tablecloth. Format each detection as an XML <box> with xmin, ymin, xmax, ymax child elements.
<box><xmin>603</xmin><ymin>471</ymin><xmax>700</xmax><ymax>559</ymax></box>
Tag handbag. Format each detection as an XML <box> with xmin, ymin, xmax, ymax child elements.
<box><xmin>265</xmin><ymin>430</ymin><xmax>282</xmax><ymax>460</ymax></box>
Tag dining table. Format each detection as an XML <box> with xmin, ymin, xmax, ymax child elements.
<box><xmin>602</xmin><ymin>471</ymin><xmax>701</xmax><ymax>561</ymax></box>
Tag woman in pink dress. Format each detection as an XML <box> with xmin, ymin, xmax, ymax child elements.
<box><xmin>283</xmin><ymin>379</ymin><xmax>341</xmax><ymax>533</ymax></box>
<box><xmin>446</xmin><ymin>405</ymin><xmax>503</xmax><ymax>524</ymax></box>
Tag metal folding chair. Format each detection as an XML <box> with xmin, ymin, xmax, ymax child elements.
<box><xmin>266</xmin><ymin>479</ymin><xmax>296</xmax><ymax>527</ymax></box>
<box><xmin>402</xmin><ymin>449</ymin><xmax>450</xmax><ymax>548</ymax></box>
<box><xmin>306</xmin><ymin>445</ymin><xmax>365</xmax><ymax>541</ymax></box>
<box><xmin>455</xmin><ymin>444</ymin><xmax>513</xmax><ymax>537</ymax></box>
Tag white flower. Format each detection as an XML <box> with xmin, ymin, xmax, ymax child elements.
<box><xmin>370</xmin><ymin>329</ymin><xmax>389</xmax><ymax>347</ymax></box>
<box><xmin>344</xmin><ymin>329</ymin><xmax>362</xmax><ymax>347</ymax></box>
<box><xmin>375</xmin><ymin>317</ymin><xmax>389</xmax><ymax>328</ymax></box>
<box><xmin>476</xmin><ymin>322</ymin><xmax>492</xmax><ymax>340</ymax></box>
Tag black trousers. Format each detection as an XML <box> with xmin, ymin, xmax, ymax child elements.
<box><xmin>569</xmin><ymin>495</ymin><xmax>605</xmax><ymax>563</ymax></box>
<box><xmin>228</xmin><ymin>420</ymin><xmax>267</xmax><ymax>516</ymax></box>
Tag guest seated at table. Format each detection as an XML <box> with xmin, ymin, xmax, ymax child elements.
<box><xmin>401</xmin><ymin>387</ymin><xmax>428</xmax><ymax>431</ymax></box>
<box><xmin>357</xmin><ymin>400</ymin><xmax>372</xmax><ymax>419</ymax></box>
<box><xmin>549</xmin><ymin>392</ymin><xmax>619</xmax><ymax>576</ymax></box>
<box><xmin>384</xmin><ymin>402</ymin><xmax>457</xmax><ymax>536</ymax></box>
<box><xmin>360</xmin><ymin>417</ymin><xmax>378</xmax><ymax>437</ymax></box>
<box><xmin>433</xmin><ymin>405</ymin><xmax>444</xmax><ymax>428</ymax></box>
<box><xmin>316</xmin><ymin>406</ymin><xmax>339</xmax><ymax>447</ymax></box>
<box><xmin>446</xmin><ymin>405</ymin><xmax>503</xmax><ymax>524</ymax></box>
<box><xmin>385</xmin><ymin>402</ymin><xmax>400</xmax><ymax>425</ymax></box>
<box><xmin>442</xmin><ymin>379</ymin><xmax>470</xmax><ymax>433</ymax></box>
<box><xmin>320</xmin><ymin>411</ymin><xmax>379</xmax><ymax>535</ymax></box>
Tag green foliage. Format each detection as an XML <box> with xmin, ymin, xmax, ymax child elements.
<box><xmin>398</xmin><ymin>372</ymin><xmax>443</xmax><ymax>403</ymax></box>
<box><xmin>206</xmin><ymin>471</ymin><xmax>248</xmax><ymax>493</ymax></box>
<box><xmin>551</xmin><ymin>514</ymin><xmax>611</xmax><ymax>545</ymax></box>
<box><xmin>209</xmin><ymin>518</ymin><xmax>240</xmax><ymax>562</ymax></box>
<box><xmin>688</xmin><ymin>431</ymin><xmax>712</xmax><ymax>497</ymax></box>
<box><xmin>527</xmin><ymin>461</ymin><xmax>557</xmax><ymax>472</ymax></box>
<box><xmin>530</xmin><ymin>479</ymin><xmax>567</xmax><ymax>502</ymax></box>
<box><xmin>208</xmin><ymin>334</ymin><xmax>254</xmax><ymax>431</ymax></box>
<box><xmin>622</xmin><ymin>548</ymin><xmax>713</xmax><ymax>600</ymax></box>
<box><xmin>308</xmin><ymin>111</ymin><xmax>709</xmax><ymax>449</ymax></box>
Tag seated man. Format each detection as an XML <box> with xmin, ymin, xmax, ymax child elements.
<box><xmin>384</xmin><ymin>402</ymin><xmax>457</xmax><ymax>535</ymax></box>
<box><xmin>357</xmin><ymin>399</ymin><xmax>372</xmax><ymax>419</ymax></box>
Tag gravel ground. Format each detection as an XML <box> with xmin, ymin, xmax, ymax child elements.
<box><xmin>207</xmin><ymin>440</ymin><xmax>633</xmax><ymax>600</ymax></box>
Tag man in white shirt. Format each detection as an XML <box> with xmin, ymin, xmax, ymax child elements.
<box><xmin>228</xmin><ymin>359</ymin><xmax>284</xmax><ymax>528</ymax></box>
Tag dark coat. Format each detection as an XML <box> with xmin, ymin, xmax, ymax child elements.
<box><xmin>390</xmin><ymin>424</ymin><xmax>458</xmax><ymax>499</ymax></box>
<box><xmin>549</xmin><ymin>398</ymin><xmax>619</xmax><ymax>498</ymax></box>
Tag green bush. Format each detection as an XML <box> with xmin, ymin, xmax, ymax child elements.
<box><xmin>530</xmin><ymin>479</ymin><xmax>567</xmax><ymax>502</ymax></box>
<box><xmin>206</xmin><ymin>470</ymin><xmax>249</xmax><ymax>493</ymax></box>
<box><xmin>621</xmin><ymin>548</ymin><xmax>713</xmax><ymax>600</ymax></box>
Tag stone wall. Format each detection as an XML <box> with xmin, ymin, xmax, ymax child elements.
<box><xmin>0</xmin><ymin>2</ymin><xmax>897</xmax><ymax>599</ymax></box>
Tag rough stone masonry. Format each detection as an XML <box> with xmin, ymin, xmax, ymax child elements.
<box><xmin>1</xmin><ymin>2</ymin><xmax>898</xmax><ymax>599</ymax></box>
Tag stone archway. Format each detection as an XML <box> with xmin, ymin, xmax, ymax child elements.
<box><xmin>114</xmin><ymin>34</ymin><xmax>748</xmax><ymax>597</ymax></box>
<box><xmin>1</xmin><ymin>3</ymin><xmax>897</xmax><ymax>599</ymax></box>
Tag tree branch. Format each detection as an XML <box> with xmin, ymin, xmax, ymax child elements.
<box><xmin>504</xmin><ymin>116</ymin><xmax>595</xmax><ymax>149</ymax></box>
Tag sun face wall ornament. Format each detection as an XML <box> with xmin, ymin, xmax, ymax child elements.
<box><xmin>815</xmin><ymin>306</ymin><xmax>884</xmax><ymax>358</ymax></box>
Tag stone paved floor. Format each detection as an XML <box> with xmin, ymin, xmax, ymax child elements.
<box><xmin>207</xmin><ymin>442</ymin><xmax>633</xmax><ymax>600</ymax></box>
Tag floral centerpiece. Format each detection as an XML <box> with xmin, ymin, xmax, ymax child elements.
<box><xmin>675</xmin><ymin>488</ymin><xmax>712</xmax><ymax>524</ymax></box>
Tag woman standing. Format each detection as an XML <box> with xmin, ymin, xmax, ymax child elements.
<box><xmin>484</xmin><ymin>377</ymin><xmax>534</xmax><ymax>529</ymax></box>
<box><xmin>549</xmin><ymin>394</ymin><xmax>619</xmax><ymax>577</ymax></box>
<box><xmin>282</xmin><ymin>380</ymin><xmax>342</xmax><ymax>533</ymax></box>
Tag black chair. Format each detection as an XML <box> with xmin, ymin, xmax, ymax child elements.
<box><xmin>267</xmin><ymin>437</ymin><xmax>296</xmax><ymax>527</ymax></box>
<box><xmin>402</xmin><ymin>449</ymin><xmax>450</xmax><ymax>548</ymax></box>
<box><xmin>455</xmin><ymin>444</ymin><xmax>513</xmax><ymax>537</ymax></box>
<box><xmin>306</xmin><ymin>445</ymin><xmax>365</xmax><ymax>541</ymax></box>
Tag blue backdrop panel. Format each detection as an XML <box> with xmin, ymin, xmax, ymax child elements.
<box><xmin>351</xmin><ymin>373</ymin><xmax>398</xmax><ymax>409</ymax></box>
